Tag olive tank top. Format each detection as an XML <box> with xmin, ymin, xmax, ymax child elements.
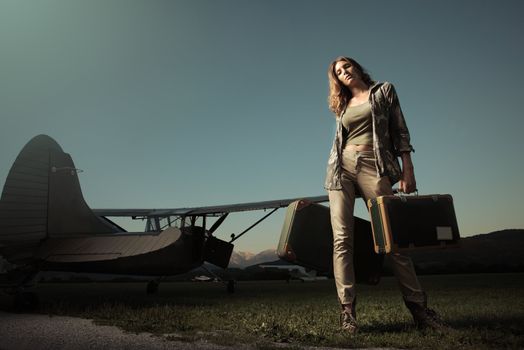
<box><xmin>341</xmin><ymin>101</ymin><xmax>373</xmax><ymax>145</ymax></box>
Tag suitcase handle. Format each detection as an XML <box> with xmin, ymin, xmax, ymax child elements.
<box><xmin>392</xmin><ymin>188</ymin><xmax>419</xmax><ymax>196</ymax></box>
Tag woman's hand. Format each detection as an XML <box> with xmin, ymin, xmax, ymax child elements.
<box><xmin>399</xmin><ymin>153</ymin><xmax>416</xmax><ymax>194</ymax></box>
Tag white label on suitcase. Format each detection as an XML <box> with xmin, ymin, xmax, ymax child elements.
<box><xmin>436</xmin><ymin>226</ymin><xmax>453</xmax><ymax>240</ymax></box>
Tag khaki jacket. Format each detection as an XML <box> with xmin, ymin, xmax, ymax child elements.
<box><xmin>324</xmin><ymin>82</ymin><xmax>414</xmax><ymax>191</ymax></box>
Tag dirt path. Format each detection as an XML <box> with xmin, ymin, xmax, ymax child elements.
<box><xmin>0</xmin><ymin>311</ymin><xmax>245</xmax><ymax>350</ymax></box>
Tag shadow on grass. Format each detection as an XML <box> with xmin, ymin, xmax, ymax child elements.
<box><xmin>450</xmin><ymin>315</ymin><xmax>524</xmax><ymax>332</ymax></box>
<box><xmin>360</xmin><ymin>320</ymin><xmax>413</xmax><ymax>333</ymax></box>
<box><xmin>361</xmin><ymin>315</ymin><xmax>524</xmax><ymax>335</ymax></box>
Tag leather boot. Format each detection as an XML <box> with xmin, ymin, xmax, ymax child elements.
<box><xmin>340</xmin><ymin>297</ymin><xmax>357</xmax><ymax>334</ymax></box>
<box><xmin>404</xmin><ymin>294</ymin><xmax>449</xmax><ymax>331</ymax></box>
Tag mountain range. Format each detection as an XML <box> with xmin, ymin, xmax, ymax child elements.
<box><xmin>229</xmin><ymin>249</ymin><xmax>278</xmax><ymax>269</ymax></box>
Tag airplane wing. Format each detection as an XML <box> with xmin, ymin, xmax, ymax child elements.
<box><xmin>92</xmin><ymin>195</ymin><xmax>329</xmax><ymax>217</ymax></box>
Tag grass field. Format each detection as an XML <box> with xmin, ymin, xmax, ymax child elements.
<box><xmin>1</xmin><ymin>273</ymin><xmax>523</xmax><ymax>349</ymax></box>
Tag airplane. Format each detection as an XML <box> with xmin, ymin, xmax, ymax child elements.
<box><xmin>0</xmin><ymin>135</ymin><xmax>328</xmax><ymax>309</ymax></box>
<box><xmin>258</xmin><ymin>264</ymin><xmax>328</xmax><ymax>282</ymax></box>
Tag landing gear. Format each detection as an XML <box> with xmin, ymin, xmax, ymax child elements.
<box><xmin>13</xmin><ymin>291</ymin><xmax>39</xmax><ymax>311</ymax></box>
<box><xmin>3</xmin><ymin>269</ymin><xmax>41</xmax><ymax>311</ymax></box>
<box><xmin>227</xmin><ymin>279</ymin><xmax>235</xmax><ymax>294</ymax></box>
<box><xmin>200</xmin><ymin>264</ymin><xmax>236</xmax><ymax>294</ymax></box>
<box><xmin>146</xmin><ymin>280</ymin><xmax>159</xmax><ymax>294</ymax></box>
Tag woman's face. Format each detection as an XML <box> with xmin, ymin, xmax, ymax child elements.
<box><xmin>334</xmin><ymin>60</ymin><xmax>361</xmax><ymax>87</ymax></box>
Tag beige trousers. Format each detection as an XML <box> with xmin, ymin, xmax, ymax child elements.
<box><xmin>328</xmin><ymin>146</ymin><xmax>425</xmax><ymax>305</ymax></box>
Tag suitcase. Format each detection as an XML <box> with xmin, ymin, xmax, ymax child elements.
<box><xmin>367</xmin><ymin>194</ymin><xmax>460</xmax><ymax>254</ymax></box>
<box><xmin>278</xmin><ymin>199</ymin><xmax>383</xmax><ymax>284</ymax></box>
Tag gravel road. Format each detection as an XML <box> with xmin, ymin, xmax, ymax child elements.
<box><xmin>0</xmin><ymin>311</ymin><xmax>248</xmax><ymax>350</ymax></box>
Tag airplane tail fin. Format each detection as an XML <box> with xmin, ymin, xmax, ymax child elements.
<box><xmin>0</xmin><ymin>135</ymin><xmax>118</xmax><ymax>264</ymax></box>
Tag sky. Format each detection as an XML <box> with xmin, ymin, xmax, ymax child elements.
<box><xmin>1</xmin><ymin>0</ymin><xmax>523</xmax><ymax>253</ymax></box>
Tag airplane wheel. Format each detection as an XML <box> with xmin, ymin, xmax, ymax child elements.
<box><xmin>14</xmin><ymin>292</ymin><xmax>39</xmax><ymax>312</ymax></box>
<box><xmin>226</xmin><ymin>279</ymin><xmax>235</xmax><ymax>294</ymax></box>
<box><xmin>146</xmin><ymin>280</ymin><xmax>159</xmax><ymax>295</ymax></box>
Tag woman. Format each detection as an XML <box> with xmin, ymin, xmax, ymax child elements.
<box><xmin>325</xmin><ymin>56</ymin><xmax>446</xmax><ymax>333</ymax></box>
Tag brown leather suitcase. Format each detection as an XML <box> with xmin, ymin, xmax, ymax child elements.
<box><xmin>278</xmin><ymin>199</ymin><xmax>383</xmax><ymax>284</ymax></box>
<box><xmin>367</xmin><ymin>194</ymin><xmax>460</xmax><ymax>254</ymax></box>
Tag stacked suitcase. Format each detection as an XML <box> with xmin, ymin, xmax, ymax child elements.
<box><xmin>278</xmin><ymin>199</ymin><xmax>383</xmax><ymax>284</ymax></box>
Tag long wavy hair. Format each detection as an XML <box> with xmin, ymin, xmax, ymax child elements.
<box><xmin>327</xmin><ymin>56</ymin><xmax>375</xmax><ymax>117</ymax></box>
